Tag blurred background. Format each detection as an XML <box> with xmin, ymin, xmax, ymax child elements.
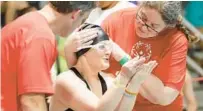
<box><xmin>1</xmin><ymin>1</ymin><xmax>203</xmax><ymax>111</ymax></box>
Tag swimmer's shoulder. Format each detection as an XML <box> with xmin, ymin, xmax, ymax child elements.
<box><xmin>55</xmin><ymin>70</ymin><xmax>86</xmax><ymax>88</ymax></box>
<box><xmin>56</xmin><ymin>70</ymin><xmax>76</xmax><ymax>80</ymax></box>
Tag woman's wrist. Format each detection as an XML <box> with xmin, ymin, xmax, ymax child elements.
<box><xmin>119</xmin><ymin>55</ymin><xmax>131</xmax><ymax>66</ymax></box>
<box><xmin>125</xmin><ymin>89</ymin><xmax>138</xmax><ymax>96</ymax></box>
<box><xmin>114</xmin><ymin>72</ymin><xmax>129</xmax><ymax>88</ymax></box>
<box><xmin>126</xmin><ymin>81</ymin><xmax>141</xmax><ymax>93</ymax></box>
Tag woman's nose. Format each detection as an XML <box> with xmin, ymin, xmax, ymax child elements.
<box><xmin>141</xmin><ymin>25</ymin><xmax>148</xmax><ymax>32</ymax></box>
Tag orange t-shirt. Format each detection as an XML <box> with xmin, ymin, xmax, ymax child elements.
<box><xmin>102</xmin><ymin>8</ymin><xmax>188</xmax><ymax>111</ymax></box>
<box><xmin>1</xmin><ymin>12</ymin><xmax>57</xmax><ymax>111</ymax></box>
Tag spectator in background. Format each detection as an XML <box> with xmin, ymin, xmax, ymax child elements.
<box><xmin>1</xmin><ymin>1</ymin><xmax>96</xmax><ymax>111</ymax></box>
<box><xmin>129</xmin><ymin>1</ymin><xmax>138</xmax><ymax>5</ymax></box>
<box><xmin>1</xmin><ymin>1</ymin><xmax>37</xmax><ymax>27</ymax></box>
<box><xmin>85</xmin><ymin>1</ymin><xmax>135</xmax><ymax>25</ymax></box>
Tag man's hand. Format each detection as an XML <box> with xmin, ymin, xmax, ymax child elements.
<box><xmin>67</xmin><ymin>27</ymin><xmax>99</xmax><ymax>52</ymax></box>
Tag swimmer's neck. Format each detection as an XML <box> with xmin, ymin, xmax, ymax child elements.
<box><xmin>74</xmin><ymin>57</ymin><xmax>100</xmax><ymax>81</ymax></box>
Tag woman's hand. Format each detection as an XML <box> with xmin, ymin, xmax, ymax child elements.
<box><xmin>126</xmin><ymin>60</ymin><xmax>158</xmax><ymax>92</ymax></box>
<box><xmin>117</xmin><ymin>57</ymin><xmax>146</xmax><ymax>85</ymax></box>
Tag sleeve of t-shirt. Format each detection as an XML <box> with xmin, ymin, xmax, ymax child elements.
<box><xmin>161</xmin><ymin>35</ymin><xmax>188</xmax><ymax>91</ymax></box>
<box><xmin>18</xmin><ymin>38</ymin><xmax>56</xmax><ymax>95</ymax></box>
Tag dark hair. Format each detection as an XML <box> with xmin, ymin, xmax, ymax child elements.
<box><xmin>49</xmin><ymin>1</ymin><xmax>96</xmax><ymax>14</ymax></box>
<box><xmin>75</xmin><ymin>23</ymin><xmax>109</xmax><ymax>58</ymax></box>
<box><xmin>141</xmin><ymin>1</ymin><xmax>199</xmax><ymax>43</ymax></box>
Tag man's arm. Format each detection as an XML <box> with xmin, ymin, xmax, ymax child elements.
<box><xmin>18</xmin><ymin>38</ymin><xmax>56</xmax><ymax>111</ymax></box>
<box><xmin>64</xmin><ymin>35</ymin><xmax>78</xmax><ymax>68</ymax></box>
<box><xmin>20</xmin><ymin>94</ymin><xmax>47</xmax><ymax>111</ymax></box>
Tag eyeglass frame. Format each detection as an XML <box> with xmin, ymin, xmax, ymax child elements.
<box><xmin>136</xmin><ymin>7</ymin><xmax>167</xmax><ymax>34</ymax></box>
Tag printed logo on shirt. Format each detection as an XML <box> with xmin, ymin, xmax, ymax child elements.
<box><xmin>130</xmin><ymin>41</ymin><xmax>152</xmax><ymax>61</ymax></box>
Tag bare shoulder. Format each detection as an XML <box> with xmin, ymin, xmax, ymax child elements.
<box><xmin>55</xmin><ymin>70</ymin><xmax>86</xmax><ymax>90</ymax></box>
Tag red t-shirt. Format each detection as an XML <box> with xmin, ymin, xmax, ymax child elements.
<box><xmin>1</xmin><ymin>12</ymin><xmax>57</xmax><ymax>111</ymax></box>
<box><xmin>102</xmin><ymin>8</ymin><xmax>188</xmax><ymax>111</ymax></box>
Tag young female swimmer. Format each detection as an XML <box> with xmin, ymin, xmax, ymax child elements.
<box><xmin>49</xmin><ymin>24</ymin><xmax>157</xmax><ymax>111</ymax></box>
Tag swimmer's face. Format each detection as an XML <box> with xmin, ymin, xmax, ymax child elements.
<box><xmin>84</xmin><ymin>41</ymin><xmax>112</xmax><ymax>70</ymax></box>
<box><xmin>135</xmin><ymin>7</ymin><xmax>167</xmax><ymax>38</ymax></box>
<box><xmin>57</xmin><ymin>10</ymin><xmax>91</xmax><ymax>37</ymax></box>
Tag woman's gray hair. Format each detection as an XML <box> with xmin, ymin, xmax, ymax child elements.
<box><xmin>141</xmin><ymin>1</ymin><xmax>182</xmax><ymax>27</ymax></box>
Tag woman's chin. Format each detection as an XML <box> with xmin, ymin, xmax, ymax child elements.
<box><xmin>136</xmin><ymin>30</ymin><xmax>147</xmax><ymax>38</ymax></box>
<box><xmin>136</xmin><ymin>30</ymin><xmax>155</xmax><ymax>38</ymax></box>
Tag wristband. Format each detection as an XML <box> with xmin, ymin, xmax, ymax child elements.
<box><xmin>124</xmin><ymin>92</ymin><xmax>136</xmax><ymax>97</ymax></box>
<box><xmin>119</xmin><ymin>56</ymin><xmax>130</xmax><ymax>66</ymax></box>
<box><xmin>125</xmin><ymin>89</ymin><xmax>138</xmax><ymax>96</ymax></box>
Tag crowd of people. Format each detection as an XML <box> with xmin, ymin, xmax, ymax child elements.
<box><xmin>1</xmin><ymin>1</ymin><xmax>203</xmax><ymax>111</ymax></box>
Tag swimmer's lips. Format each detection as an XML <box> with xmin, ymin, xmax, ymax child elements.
<box><xmin>103</xmin><ymin>57</ymin><xmax>109</xmax><ymax>61</ymax></box>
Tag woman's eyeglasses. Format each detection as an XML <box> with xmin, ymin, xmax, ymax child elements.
<box><xmin>136</xmin><ymin>8</ymin><xmax>159</xmax><ymax>33</ymax></box>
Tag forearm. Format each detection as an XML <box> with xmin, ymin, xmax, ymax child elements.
<box><xmin>56</xmin><ymin>74</ymin><xmax>127</xmax><ymax>111</ymax></box>
<box><xmin>97</xmin><ymin>80</ymin><xmax>126</xmax><ymax>111</ymax></box>
<box><xmin>140</xmin><ymin>74</ymin><xmax>179</xmax><ymax>106</ymax></box>
<box><xmin>115</xmin><ymin>79</ymin><xmax>141</xmax><ymax>111</ymax></box>
<box><xmin>64</xmin><ymin>49</ymin><xmax>77</xmax><ymax>68</ymax></box>
<box><xmin>20</xmin><ymin>94</ymin><xmax>48</xmax><ymax>111</ymax></box>
<box><xmin>64</xmin><ymin>40</ymin><xmax>77</xmax><ymax>68</ymax></box>
<box><xmin>116</xmin><ymin>94</ymin><xmax>137</xmax><ymax>111</ymax></box>
<box><xmin>187</xmin><ymin>103</ymin><xmax>198</xmax><ymax>111</ymax></box>
<box><xmin>183</xmin><ymin>72</ymin><xmax>197</xmax><ymax>111</ymax></box>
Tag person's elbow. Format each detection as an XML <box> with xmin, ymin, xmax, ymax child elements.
<box><xmin>156</xmin><ymin>98</ymin><xmax>174</xmax><ymax>106</ymax></box>
<box><xmin>155</xmin><ymin>88</ymin><xmax>179</xmax><ymax>106</ymax></box>
<box><xmin>20</xmin><ymin>94</ymin><xmax>46</xmax><ymax>111</ymax></box>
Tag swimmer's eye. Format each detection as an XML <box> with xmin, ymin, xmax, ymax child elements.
<box><xmin>98</xmin><ymin>44</ymin><xmax>105</xmax><ymax>49</ymax></box>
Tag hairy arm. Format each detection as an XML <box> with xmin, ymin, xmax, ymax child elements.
<box><xmin>20</xmin><ymin>94</ymin><xmax>48</xmax><ymax>111</ymax></box>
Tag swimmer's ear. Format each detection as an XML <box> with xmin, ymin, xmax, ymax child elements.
<box><xmin>71</xmin><ymin>9</ymin><xmax>82</xmax><ymax>20</ymax></box>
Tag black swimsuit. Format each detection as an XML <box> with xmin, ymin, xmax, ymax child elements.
<box><xmin>65</xmin><ymin>67</ymin><xmax>107</xmax><ymax>111</ymax></box>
